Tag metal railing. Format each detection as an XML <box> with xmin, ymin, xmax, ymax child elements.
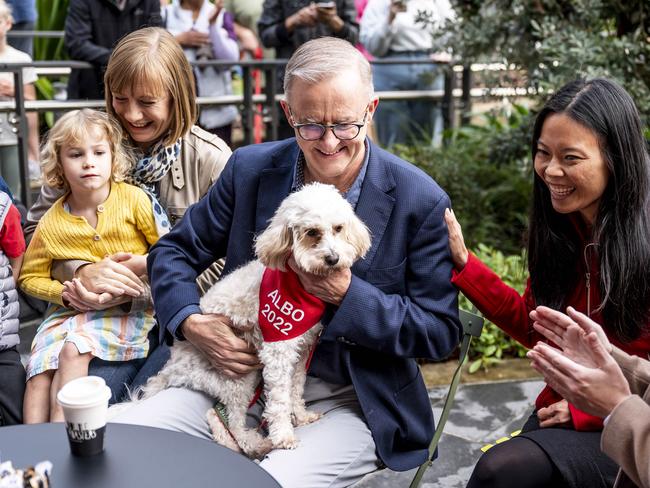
<box><xmin>1</xmin><ymin>55</ymin><xmax>472</xmax><ymax>206</ymax></box>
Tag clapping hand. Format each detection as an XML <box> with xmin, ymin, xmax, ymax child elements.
<box><xmin>527</xmin><ymin>306</ymin><xmax>630</xmax><ymax>418</ymax></box>
<box><xmin>530</xmin><ymin>306</ymin><xmax>613</xmax><ymax>361</ymax></box>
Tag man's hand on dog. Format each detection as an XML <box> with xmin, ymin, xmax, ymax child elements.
<box><xmin>181</xmin><ymin>313</ymin><xmax>261</xmax><ymax>378</ymax></box>
<box><xmin>287</xmin><ymin>256</ymin><xmax>351</xmax><ymax>305</ymax></box>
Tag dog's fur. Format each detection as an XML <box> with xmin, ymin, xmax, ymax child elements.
<box><xmin>137</xmin><ymin>183</ymin><xmax>371</xmax><ymax>457</ymax></box>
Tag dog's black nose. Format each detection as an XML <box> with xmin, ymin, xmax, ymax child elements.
<box><xmin>325</xmin><ymin>253</ymin><xmax>339</xmax><ymax>266</ymax></box>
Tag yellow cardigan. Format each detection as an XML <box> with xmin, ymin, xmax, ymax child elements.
<box><xmin>19</xmin><ymin>182</ymin><xmax>159</xmax><ymax>305</ymax></box>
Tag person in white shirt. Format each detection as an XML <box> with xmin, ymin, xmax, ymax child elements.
<box><xmin>164</xmin><ymin>0</ymin><xmax>240</xmax><ymax>145</ymax></box>
<box><xmin>360</xmin><ymin>0</ymin><xmax>453</xmax><ymax>147</ymax></box>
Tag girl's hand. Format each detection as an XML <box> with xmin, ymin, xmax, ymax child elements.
<box><xmin>75</xmin><ymin>254</ymin><xmax>144</xmax><ymax>298</ymax></box>
<box><xmin>444</xmin><ymin>208</ymin><xmax>469</xmax><ymax>271</ymax></box>
<box><xmin>62</xmin><ymin>280</ymin><xmax>92</xmax><ymax>311</ymax></box>
<box><xmin>537</xmin><ymin>399</ymin><xmax>572</xmax><ymax>428</ymax></box>
<box><xmin>62</xmin><ymin>279</ymin><xmax>130</xmax><ymax>311</ymax></box>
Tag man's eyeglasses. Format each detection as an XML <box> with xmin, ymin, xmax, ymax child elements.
<box><xmin>288</xmin><ymin>106</ymin><xmax>369</xmax><ymax>141</ymax></box>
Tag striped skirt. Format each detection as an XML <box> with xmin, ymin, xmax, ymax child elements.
<box><xmin>26</xmin><ymin>305</ymin><xmax>155</xmax><ymax>380</ymax></box>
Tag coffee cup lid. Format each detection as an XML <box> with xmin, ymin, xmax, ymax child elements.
<box><xmin>57</xmin><ymin>376</ymin><xmax>111</xmax><ymax>408</ymax></box>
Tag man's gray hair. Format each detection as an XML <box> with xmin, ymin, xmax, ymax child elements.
<box><xmin>284</xmin><ymin>37</ymin><xmax>374</xmax><ymax>102</ymax></box>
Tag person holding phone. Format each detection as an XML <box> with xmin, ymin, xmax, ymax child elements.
<box><xmin>360</xmin><ymin>0</ymin><xmax>453</xmax><ymax>147</ymax></box>
<box><xmin>258</xmin><ymin>0</ymin><xmax>359</xmax><ymax>139</ymax></box>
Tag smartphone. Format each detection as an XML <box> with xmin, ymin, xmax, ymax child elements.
<box><xmin>316</xmin><ymin>1</ymin><xmax>336</xmax><ymax>8</ymax></box>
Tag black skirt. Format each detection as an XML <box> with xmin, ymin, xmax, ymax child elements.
<box><xmin>517</xmin><ymin>412</ymin><xmax>619</xmax><ymax>488</ymax></box>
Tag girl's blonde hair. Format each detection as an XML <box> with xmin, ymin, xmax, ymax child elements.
<box><xmin>41</xmin><ymin>109</ymin><xmax>133</xmax><ymax>191</ymax></box>
<box><xmin>104</xmin><ymin>27</ymin><xmax>197</xmax><ymax>146</ymax></box>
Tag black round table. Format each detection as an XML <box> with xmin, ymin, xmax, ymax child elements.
<box><xmin>0</xmin><ymin>422</ymin><xmax>281</xmax><ymax>487</ymax></box>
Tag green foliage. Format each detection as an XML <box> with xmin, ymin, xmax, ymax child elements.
<box><xmin>399</xmin><ymin>105</ymin><xmax>533</xmax><ymax>369</ymax></box>
<box><xmin>34</xmin><ymin>0</ymin><xmax>68</xmax><ymax>62</ymax></box>
<box><xmin>396</xmin><ymin>104</ymin><xmax>533</xmax><ymax>254</ymax></box>
<box><xmin>460</xmin><ymin>244</ymin><xmax>529</xmax><ymax>373</ymax></box>
<box><xmin>34</xmin><ymin>0</ymin><xmax>69</xmax><ymax>126</ymax></box>
<box><xmin>426</xmin><ymin>1</ymin><xmax>650</xmax><ymax>122</ymax></box>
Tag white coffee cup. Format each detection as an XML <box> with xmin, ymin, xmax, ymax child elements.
<box><xmin>57</xmin><ymin>376</ymin><xmax>111</xmax><ymax>457</ymax></box>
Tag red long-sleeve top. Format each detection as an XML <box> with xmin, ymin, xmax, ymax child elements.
<box><xmin>452</xmin><ymin>248</ymin><xmax>650</xmax><ymax>432</ymax></box>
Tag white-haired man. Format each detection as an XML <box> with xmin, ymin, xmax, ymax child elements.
<box><xmin>114</xmin><ymin>37</ymin><xmax>461</xmax><ymax>487</ymax></box>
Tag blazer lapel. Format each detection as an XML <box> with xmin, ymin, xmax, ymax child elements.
<box><xmin>255</xmin><ymin>144</ymin><xmax>297</xmax><ymax>234</ymax></box>
<box><xmin>353</xmin><ymin>142</ymin><xmax>396</xmax><ymax>274</ymax></box>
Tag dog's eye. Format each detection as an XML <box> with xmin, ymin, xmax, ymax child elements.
<box><xmin>334</xmin><ymin>225</ymin><xmax>343</xmax><ymax>233</ymax></box>
<box><xmin>306</xmin><ymin>229</ymin><xmax>319</xmax><ymax>237</ymax></box>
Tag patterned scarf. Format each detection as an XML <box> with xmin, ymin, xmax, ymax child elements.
<box><xmin>127</xmin><ymin>139</ymin><xmax>182</xmax><ymax>236</ymax></box>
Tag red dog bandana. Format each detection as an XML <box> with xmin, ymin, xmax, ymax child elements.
<box><xmin>258</xmin><ymin>267</ymin><xmax>326</xmax><ymax>342</ymax></box>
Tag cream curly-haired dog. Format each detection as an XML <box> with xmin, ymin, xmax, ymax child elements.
<box><xmin>138</xmin><ymin>183</ymin><xmax>371</xmax><ymax>458</ymax></box>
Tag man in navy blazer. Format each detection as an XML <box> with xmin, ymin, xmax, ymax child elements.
<box><xmin>115</xmin><ymin>37</ymin><xmax>461</xmax><ymax>487</ymax></box>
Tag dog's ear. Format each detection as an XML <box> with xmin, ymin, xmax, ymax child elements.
<box><xmin>346</xmin><ymin>215</ymin><xmax>372</xmax><ymax>259</ymax></box>
<box><xmin>255</xmin><ymin>216</ymin><xmax>293</xmax><ymax>271</ymax></box>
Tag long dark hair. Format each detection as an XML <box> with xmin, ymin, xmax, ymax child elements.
<box><xmin>528</xmin><ymin>78</ymin><xmax>650</xmax><ymax>341</ymax></box>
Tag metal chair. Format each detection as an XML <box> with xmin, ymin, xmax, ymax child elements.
<box><xmin>409</xmin><ymin>309</ymin><xmax>485</xmax><ymax>488</ymax></box>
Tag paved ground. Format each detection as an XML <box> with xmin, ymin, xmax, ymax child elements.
<box><xmin>18</xmin><ymin>317</ymin><xmax>543</xmax><ymax>488</ymax></box>
<box><xmin>357</xmin><ymin>379</ymin><xmax>544</xmax><ymax>488</ymax></box>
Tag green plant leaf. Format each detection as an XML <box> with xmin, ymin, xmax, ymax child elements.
<box><xmin>468</xmin><ymin>359</ymin><xmax>483</xmax><ymax>374</ymax></box>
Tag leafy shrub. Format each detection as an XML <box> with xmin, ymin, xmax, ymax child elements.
<box><xmin>459</xmin><ymin>244</ymin><xmax>529</xmax><ymax>373</ymax></box>
<box><xmin>395</xmin><ymin>104</ymin><xmax>533</xmax><ymax>255</ymax></box>
<box><xmin>398</xmin><ymin>105</ymin><xmax>533</xmax><ymax>370</ymax></box>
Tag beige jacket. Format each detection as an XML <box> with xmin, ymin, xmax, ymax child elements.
<box><xmin>25</xmin><ymin>125</ymin><xmax>231</xmax><ymax>299</ymax></box>
<box><xmin>602</xmin><ymin>347</ymin><xmax>650</xmax><ymax>488</ymax></box>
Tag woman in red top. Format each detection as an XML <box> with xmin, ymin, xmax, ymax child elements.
<box><xmin>445</xmin><ymin>78</ymin><xmax>650</xmax><ymax>488</ymax></box>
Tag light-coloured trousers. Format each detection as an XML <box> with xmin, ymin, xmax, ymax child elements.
<box><xmin>112</xmin><ymin>376</ymin><xmax>381</xmax><ymax>487</ymax></box>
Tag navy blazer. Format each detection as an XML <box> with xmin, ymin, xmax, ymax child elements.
<box><xmin>147</xmin><ymin>138</ymin><xmax>461</xmax><ymax>470</ymax></box>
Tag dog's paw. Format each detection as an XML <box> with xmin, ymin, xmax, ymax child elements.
<box><xmin>272</xmin><ymin>434</ymin><xmax>299</xmax><ymax>450</ymax></box>
<box><xmin>293</xmin><ymin>409</ymin><xmax>322</xmax><ymax>427</ymax></box>
<box><xmin>238</xmin><ymin>429</ymin><xmax>273</xmax><ymax>459</ymax></box>
<box><xmin>206</xmin><ymin>408</ymin><xmax>242</xmax><ymax>453</ymax></box>
<box><xmin>248</xmin><ymin>437</ymin><xmax>274</xmax><ymax>459</ymax></box>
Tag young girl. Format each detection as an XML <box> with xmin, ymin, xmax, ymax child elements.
<box><xmin>20</xmin><ymin>109</ymin><xmax>160</xmax><ymax>423</ymax></box>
